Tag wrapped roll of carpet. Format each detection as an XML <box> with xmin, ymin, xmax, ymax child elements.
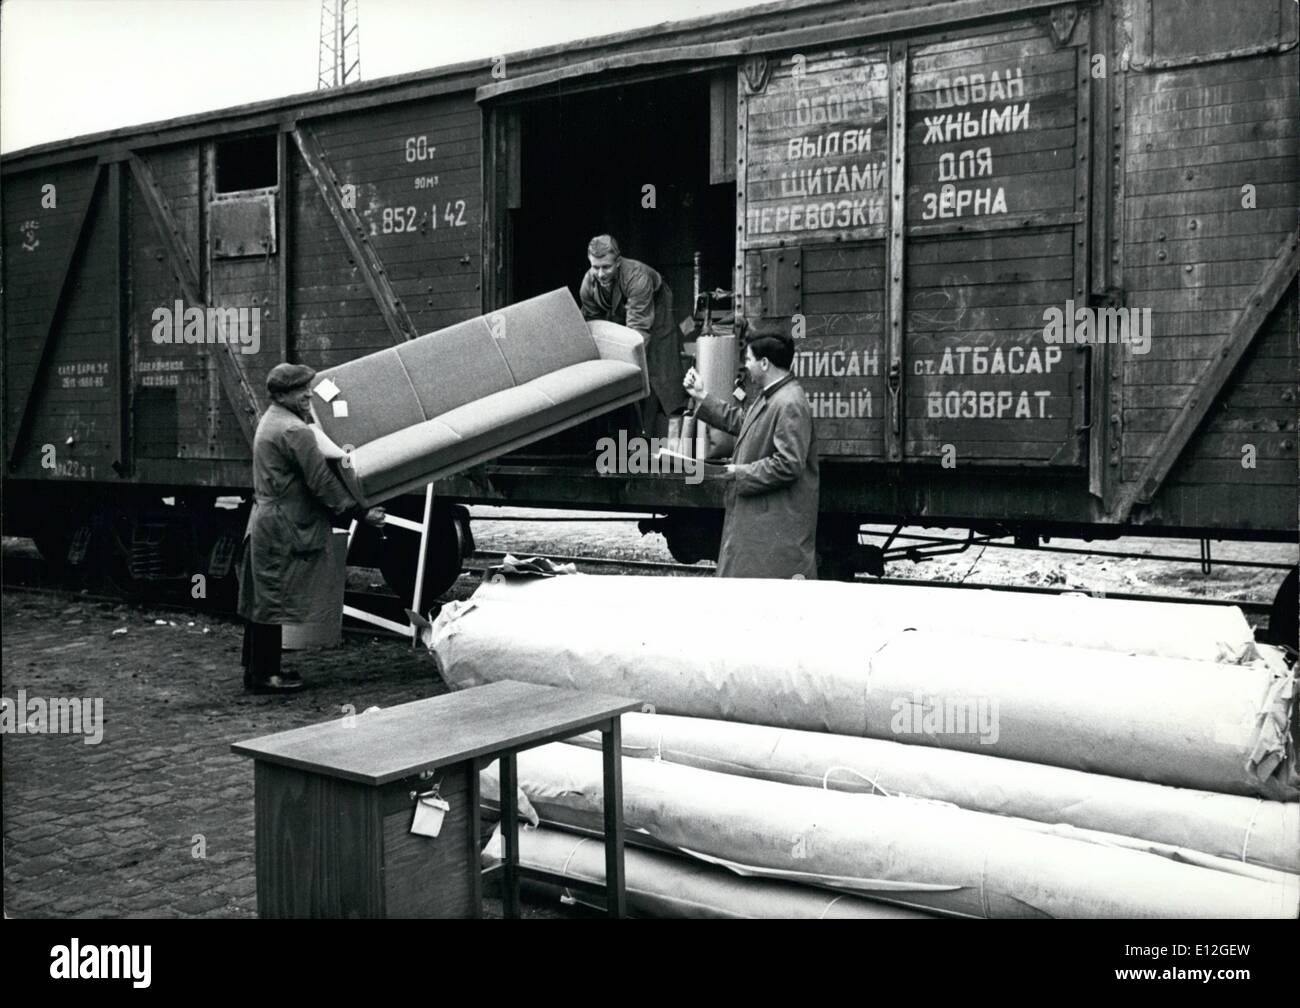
<box><xmin>694</xmin><ymin>334</ymin><xmax>738</xmax><ymax>460</ymax></box>
<box><xmin>426</xmin><ymin>598</ymin><xmax>1298</xmax><ymax>799</ymax></box>
<box><xmin>484</xmin><ymin>824</ymin><xmax>934</xmax><ymax>919</ymax></box>
<box><xmin>469</xmin><ymin>572</ymin><xmax>1259</xmax><ymax>664</ymax></box>
<box><xmin>563</xmin><ymin>713</ymin><xmax>1300</xmax><ymax>874</ymax></box>
<box><xmin>480</xmin><ymin>744</ymin><xmax>1300</xmax><ymax>919</ymax></box>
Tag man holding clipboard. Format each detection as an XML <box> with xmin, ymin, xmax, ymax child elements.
<box><xmin>682</xmin><ymin>334</ymin><xmax>820</xmax><ymax>579</ymax></box>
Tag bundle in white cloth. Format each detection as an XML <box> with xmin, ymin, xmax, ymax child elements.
<box><xmin>486</xmin><ymin>824</ymin><xmax>933</xmax><ymax>919</ymax></box>
<box><xmin>563</xmin><ymin>712</ymin><xmax>1300</xmax><ymax>873</ymax></box>
<box><xmin>482</xmin><ymin>743</ymin><xmax>1300</xmax><ymax>919</ymax></box>
<box><xmin>469</xmin><ymin>572</ymin><xmax>1260</xmax><ymax>663</ymax></box>
<box><xmin>428</xmin><ymin>594</ymin><xmax>1298</xmax><ymax>799</ymax></box>
<box><xmin>693</xmin><ymin>334</ymin><xmax>738</xmax><ymax>460</ymax></box>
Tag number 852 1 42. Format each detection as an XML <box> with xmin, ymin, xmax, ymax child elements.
<box><xmin>380</xmin><ymin>201</ymin><xmax>467</xmax><ymax>233</ymax></box>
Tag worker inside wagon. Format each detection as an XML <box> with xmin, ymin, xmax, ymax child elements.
<box><xmin>579</xmin><ymin>234</ymin><xmax>688</xmax><ymax>437</ymax></box>
<box><xmin>684</xmin><ymin>334</ymin><xmax>820</xmax><ymax>579</ymax></box>
<box><xmin>238</xmin><ymin>363</ymin><xmax>385</xmax><ymax>694</ymax></box>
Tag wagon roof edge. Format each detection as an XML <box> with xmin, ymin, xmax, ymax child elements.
<box><xmin>1</xmin><ymin>0</ymin><xmax>835</xmax><ymax>169</ymax></box>
<box><xmin>2</xmin><ymin>0</ymin><xmax>1068</xmax><ymax>170</ymax></box>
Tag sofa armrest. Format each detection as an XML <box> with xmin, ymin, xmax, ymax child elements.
<box><xmin>589</xmin><ymin>320</ymin><xmax>650</xmax><ymax>397</ymax></box>
<box><xmin>309</xmin><ymin>422</ymin><xmax>349</xmax><ymax>461</ymax></box>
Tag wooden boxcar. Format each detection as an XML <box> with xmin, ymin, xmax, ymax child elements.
<box><xmin>2</xmin><ymin>0</ymin><xmax>1297</xmax><ymax>614</ymax></box>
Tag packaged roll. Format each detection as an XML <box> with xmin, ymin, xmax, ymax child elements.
<box><xmin>469</xmin><ymin>572</ymin><xmax>1260</xmax><ymax>665</ymax></box>
<box><xmin>488</xmin><ymin>824</ymin><xmax>934</xmax><ymax>919</ymax></box>
<box><xmin>564</xmin><ymin>712</ymin><xmax>1300</xmax><ymax>873</ymax></box>
<box><xmin>426</xmin><ymin>592</ymin><xmax>1298</xmax><ymax>799</ymax></box>
<box><xmin>483</xmin><ymin>743</ymin><xmax>1300</xmax><ymax>918</ymax></box>
<box><xmin>695</xmin><ymin>334</ymin><xmax>738</xmax><ymax>459</ymax></box>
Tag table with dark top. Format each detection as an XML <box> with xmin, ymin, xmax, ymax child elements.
<box><xmin>232</xmin><ymin>680</ymin><xmax>640</xmax><ymax>918</ymax></box>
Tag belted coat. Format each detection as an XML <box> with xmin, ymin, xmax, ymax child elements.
<box><xmin>579</xmin><ymin>257</ymin><xmax>688</xmax><ymax>416</ymax></box>
<box><xmin>237</xmin><ymin>403</ymin><xmax>363</xmax><ymax>624</ymax></box>
<box><xmin>693</xmin><ymin>374</ymin><xmax>820</xmax><ymax>579</ymax></box>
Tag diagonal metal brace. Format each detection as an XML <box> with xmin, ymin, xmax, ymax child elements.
<box><xmin>7</xmin><ymin>164</ymin><xmax>107</xmax><ymax>470</ymax></box>
<box><xmin>291</xmin><ymin>124</ymin><xmax>418</xmax><ymax>345</ymax></box>
<box><xmin>129</xmin><ymin>152</ymin><xmax>261</xmax><ymax>447</ymax></box>
<box><xmin>1112</xmin><ymin>230</ymin><xmax>1300</xmax><ymax>522</ymax></box>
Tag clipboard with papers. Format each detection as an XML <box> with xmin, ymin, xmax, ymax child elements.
<box><xmin>653</xmin><ymin>448</ymin><xmax>730</xmax><ymax>479</ymax></box>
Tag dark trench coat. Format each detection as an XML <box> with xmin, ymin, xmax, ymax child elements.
<box><xmin>237</xmin><ymin>403</ymin><xmax>363</xmax><ymax>624</ymax></box>
<box><xmin>694</xmin><ymin>374</ymin><xmax>820</xmax><ymax>579</ymax></box>
<box><xmin>579</xmin><ymin>256</ymin><xmax>688</xmax><ymax>416</ymax></box>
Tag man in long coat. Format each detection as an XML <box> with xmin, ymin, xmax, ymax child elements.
<box><xmin>579</xmin><ymin>234</ymin><xmax>687</xmax><ymax>436</ymax></box>
<box><xmin>684</xmin><ymin>334</ymin><xmax>819</xmax><ymax>579</ymax></box>
<box><xmin>238</xmin><ymin>363</ymin><xmax>384</xmax><ymax>693</ymax></box>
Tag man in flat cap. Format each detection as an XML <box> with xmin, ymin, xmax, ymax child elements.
<box><xmin>580</xmin><ymin>234</ymin><xmax>687</xmax><ymax>437</ymax></box>
<box><xmin>237</xmin><ymin>362</ymin><xmax>384</xmax><ymax>693</ymax></box>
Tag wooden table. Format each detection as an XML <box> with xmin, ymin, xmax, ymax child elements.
<box><xmin>231</xmin><ymin>680</ymin><xmax>640</xmax><ymax>918</ymax></box>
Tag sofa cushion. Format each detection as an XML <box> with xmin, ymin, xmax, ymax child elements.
<box><xmin>395</xmin><ymin>318</ymin><xmax>515</xmax><ymax>418</ymax></box>
<box><xmin>491</xmin><ymin>288</ymin><xmax>599</xmax><ymax>384</ymax></box>
<box><xmin>527</xmin><ymin>359</ymin><xmax>645</xmax><ymax>418</ymax></box>
<box><xmin>435</xmin><ymin>384</ymin><xmax>563</xmax><ymax>452</ymax></box>
<box><xmin>343</xmin><ymin>359</ymin><xmax>647</xmax><ymax>502</ymax></box>
<box><xmin>345</xmin><ymin>417</ymin><xmax>463</xmax><ymax>501</ymax></box>
<box><xmin>312</xmin><ymin>349</ymin><xmax>424</xmax><ymax>449</ymax></box>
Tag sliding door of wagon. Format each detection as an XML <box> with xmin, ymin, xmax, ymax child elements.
<box><xmin>903</xmin><ymin>18</ymin><xmax>1089</xmax><ymax>467</ymax></box>
<box><xmin>738</xmin><ymin>47</ymin><xmax>890</xmax><ymax>458</ymax></box>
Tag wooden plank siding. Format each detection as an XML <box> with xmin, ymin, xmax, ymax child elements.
<box><xmin>0</xmin><ymin>0</ymin><xmax>1294</xmax><ymax>539</ymax></box>
<box><xmin>302</xmin><ymin>96</ymin><xmax>482</xmax><ymax>360</ymax></box>
<box><xmin>1119</xmin><ymin>45</ymin><xmax>1298</xmax><ymax>529</ymax></box>
<box><xmin>901</xmin><ymin>20</ymin><xmax>1086</xmax><ymax>466</ymax></box>
<box><xmin>3</xmin><ymin>162</ymin><xmax>100</xmax><ymax>460</ymax></box>
<box><xmin>130</xmin><ymin>143</ymin><xmax>253</xmax><ymax>473</ymax></box>
<box><xmin>4</xmin><ymin>162</ymin><xmax>119</xmax><ymax>481</ymax></box>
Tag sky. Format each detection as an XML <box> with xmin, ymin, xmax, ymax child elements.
<box><xmin>0</xmin><ymin>0</ymin><xmax>773</xmax><ymax>154</ymax></box>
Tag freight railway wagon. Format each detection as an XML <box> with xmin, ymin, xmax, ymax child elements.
<box><xmin>2</xmin><ymin>0</ymin><xmax>1297</xmax><ymax>632</ymax></box>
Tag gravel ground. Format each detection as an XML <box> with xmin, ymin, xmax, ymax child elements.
<box><xmin>465</xmin><ymin>506</ymin><xmax>1296</xmax><ymax>612</ymax></box>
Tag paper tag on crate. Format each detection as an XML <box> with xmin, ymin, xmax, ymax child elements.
<box><xmin>410</xmin><ymin>793</ymin><xmax>450</xmax><ymax>838</ymax></box>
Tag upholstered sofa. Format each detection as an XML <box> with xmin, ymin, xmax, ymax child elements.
<box><xmin>308</xmin><ymin>288</ymin><xmax>649</xmax><ymax>506</ymax></box>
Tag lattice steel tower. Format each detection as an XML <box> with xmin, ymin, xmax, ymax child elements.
<box><xmin>317</xmin><ymin>0</ymin><xmax>361</xmax><ymax>89</ymax></box>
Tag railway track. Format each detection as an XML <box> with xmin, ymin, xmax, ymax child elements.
<box><xmin>2</xmin><ymin>541</ymin><xmax>1275</xmax><ymax>630</ymax></box>
<box><xmin>466</xmin><ymin>549</ymin><xmax>1273</xmax><ymax>614</ymax></box>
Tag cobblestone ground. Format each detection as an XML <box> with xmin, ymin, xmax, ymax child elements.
<box><xmin>1</xmin><ymin>590</ymin><xmax>452</xmax><ymax>919</ymax></box>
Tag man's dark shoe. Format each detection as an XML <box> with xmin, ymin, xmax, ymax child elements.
<box><xmin>250</xmin><ymin>675</ymin><xmax>304</xmax><ymax>695</ymax></box>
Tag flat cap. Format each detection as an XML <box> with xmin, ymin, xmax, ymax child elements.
<box><xmin>266</xmin><ymin>362</ymin><xmax>317</xmax><ymax>394</ymax></box>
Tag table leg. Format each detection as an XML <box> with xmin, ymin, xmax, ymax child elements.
<box><xmin>467</xmin><ymin>758</ymin><xmax>482</xmax><ymax>920</ymax></box>
<box><xmin>500</xmin><ymin>751</ymin><xmax>520</xmax><ymax>919</ymax></box>
<box><xmin>601</xmin><ymin>717</ymin><xmax>627</xmax><ymax>919</ymax></box>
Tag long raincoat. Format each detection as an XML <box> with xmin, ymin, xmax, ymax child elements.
<box><xmin>237</xmin><ymin>403</ymin><xmax>363</xmax><ymax>623</ymax></box>
<box><xmin>694</xmin><ymin>374</ymin><xmax>820</xmax><ymax>579</ymax></box>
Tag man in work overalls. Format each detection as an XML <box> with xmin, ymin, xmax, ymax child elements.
<box><xmin>579</xmin><ymin>234</ymin><xmax>688</xmax><ymax>437</ymax></box>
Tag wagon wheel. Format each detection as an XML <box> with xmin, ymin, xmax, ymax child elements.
<box><xmin>1265</xmin><ymin>566</ymin><xmax>1298</xmax><ymax>655</ymax></box>
<box><xmin>378</xmin><ymin>501</ymin><xmax>473</xmax><ymax>613</ymax></box>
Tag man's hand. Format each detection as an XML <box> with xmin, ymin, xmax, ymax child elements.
<box><xmin>364</xmin><ymin>507</ymin><xmax>386</xmax><ymax>528</ymax></box>
<box><xmin>683</xmin><ymin>366</ymin><xmax>707</xmax><ymax>402</ymax></box>
<box><xmin>723</xmin><ymin>464</ymin><xmax>737</xmax><ymax>479</ymax></box>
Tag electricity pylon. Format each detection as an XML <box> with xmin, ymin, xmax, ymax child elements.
<box><xmin>317</xmin><ymin>0</ymin><xmax>361</xmax><ymax>89</ymax></box>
